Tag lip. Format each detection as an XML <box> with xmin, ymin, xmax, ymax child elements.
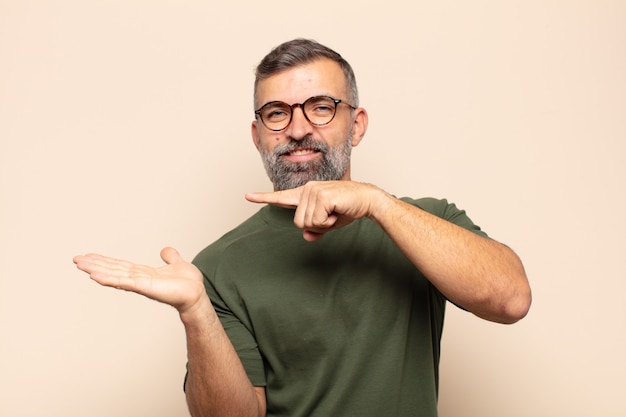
<box><xmin>281</xmin><ymin>147</ymin><xmax>321</xmax><ymax>162</ymax></box>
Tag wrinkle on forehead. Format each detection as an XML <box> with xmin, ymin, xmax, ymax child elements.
<box><xmin>255</xmin><ymin>58</ymin><xmax>348</xmax><ymax>108</ymax></box>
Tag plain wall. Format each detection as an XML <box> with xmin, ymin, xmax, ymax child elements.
<box><xmin>1</xmin><ymin>1</ymin><xmax>625</xmax><ymax>416</ymax></box>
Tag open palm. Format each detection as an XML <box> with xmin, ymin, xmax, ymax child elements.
<box><xmin>73</xmin><ymin>247</ymin><xmax>205</xmax><ymax>314</ymax></box>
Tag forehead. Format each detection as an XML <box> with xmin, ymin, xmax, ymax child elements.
<box><xmin>255</xmin><ymin>58</ymin><xmax>347</xmax><ymax>106</ymax></box>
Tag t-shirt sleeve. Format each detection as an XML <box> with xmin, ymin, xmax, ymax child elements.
<box><xmin>185</xmin><ymin>253</ymin><xmax>267</xmax><ymax>389</ymax></box>
<box><xmin>404</xmin><ymin>197</ymin><xmax>489</xmax><ymax>238</ymax></box>
<box><xmin>403</xmin><ymin>197</ymin><xmax>490</xmax><ymax>310</ymax></box>
<box><xmin>206</xmin><ymin>276</ymin><xmax>267</xmax><ymax>386</ymax></box>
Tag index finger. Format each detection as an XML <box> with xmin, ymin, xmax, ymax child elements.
<box><xmin>245</xmin><ymin>188</ymin><xmax>302</xmax><ymax>208</ymax></box>
<box><xmin>73</xmin><ymin>253</ymin><xmax>134</xmax><ymax>275</ymax></box>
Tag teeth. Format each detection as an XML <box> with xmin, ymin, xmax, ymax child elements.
<box><xmin>290</xmin><ymin>149</ymin><xmax>315</xmax><ymax>156</ymax></box>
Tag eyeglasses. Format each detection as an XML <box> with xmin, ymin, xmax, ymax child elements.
<box><xmin>254</xmin><ymin>95</ymin><xmax>356</xmax><ymax>132</ymax></box>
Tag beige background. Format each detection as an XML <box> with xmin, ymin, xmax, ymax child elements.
<box><xmin>1</xmin><ymin>1</ymin><xmax>625</xmax><ymax>416</ymax></box>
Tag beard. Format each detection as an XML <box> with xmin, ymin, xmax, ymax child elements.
<box><xmin>260</xmin><ymin>133</ymin><xmax>353</xmax><ymax>191</ymax></box>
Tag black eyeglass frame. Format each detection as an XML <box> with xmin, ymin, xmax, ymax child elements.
<box><xmin>254</xmin><ymin>95</ymin><xmax>357</xmax><ymax>132</ymax></box>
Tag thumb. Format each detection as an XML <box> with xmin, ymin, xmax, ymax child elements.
<box><xmin>160</xmin><ymin>247</ymin><xmax>183</xmax><ymax>264</ymax></box>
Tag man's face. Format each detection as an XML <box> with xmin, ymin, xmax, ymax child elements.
<box><xmin>252</xmin><ymin>58</ymin><xmax>366</xmax><ymax>191</ymax></box>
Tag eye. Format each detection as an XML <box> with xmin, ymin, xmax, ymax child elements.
<box><xmin>312</xmin><ymin>104</ymin><xmax>332</xmax><ymax>112</ymax></box>
<box><xmin>306</xmin><ymin>97</ymin><xmax>336</xmax><ymax>116</ymax></box>
<box><xmin>262</xmin><ymin>103</ymin><xmax>290</xmax><ymax>121</ymax></box>
<box><xmin>267</xmin><ymin>110</ymin><xmax>288</xmax><ymax>119</ymax></box>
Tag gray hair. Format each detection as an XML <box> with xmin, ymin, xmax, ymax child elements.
<box><xmin>254</xmin><ymin>38</ymin><xmax>359</xmax><ymax>108</ymax></box>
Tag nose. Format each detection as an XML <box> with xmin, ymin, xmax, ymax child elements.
<box><xmin>285</xmin><ymin>105</ymin><xmax>313</xmax><ymax>140</ymax></box>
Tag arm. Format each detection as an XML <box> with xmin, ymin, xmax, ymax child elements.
<box><xmin>73</xmin><ymin>248</ymin><xmax>266</xmax><ymax>417</ymax></box>
<box><xmin>370</xmin><ymin>193</ymin><xmax>531</xmax><ymax>324</ymax></box>
<box><xmin>182</xmin><ymin>297</ymin><xmax>267</xmax><ymax>417</ymax></box>
<box><xmin>246</xmin><ymin>181</ymin><xmax>531</xmax><ymax>324</ymax></box>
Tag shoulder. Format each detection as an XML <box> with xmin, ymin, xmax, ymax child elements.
<box><xmin>399</xmin><ymin>196</ymin><xmax>458</xmax><ymax>217</ymax></box>
<box><xmin>399</xmin><ymin>196</ymin><xmax>488</xmax><ymax>237</ymax></box>
<box><xmin>192</xmin><ymin>208</ymin><xmax>269</xmax><ymax>274</ymax></box>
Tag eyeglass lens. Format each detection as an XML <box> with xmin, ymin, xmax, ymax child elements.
<box><xmin>259</xmin><ymin>96</ymin><xmax>337</xmax><ymax>130</ymax></box>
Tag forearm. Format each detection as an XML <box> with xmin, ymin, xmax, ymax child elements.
<box><xmin>370</xmin><ymin>191</ymin><xmax>531</xmax><ymax>324</ymax></box>
<box><xmin>182</xmin><ymin>295</ymin><xmax>265</xmax><ymax>417</ymax></box>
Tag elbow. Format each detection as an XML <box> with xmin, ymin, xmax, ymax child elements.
<box><xmin>472</xmin><ymin>276</ymin><xmax>532</xmax><ymax>325</ymax></box>
<box><xmin>492</xmin><ymin>252</ymin><xmax>532</xmax><ymax>324</ymax></box>
<box><xmin>494</xmin><ymin>283</ymin><xmax>532</xmax><ymax>325</ymax></box>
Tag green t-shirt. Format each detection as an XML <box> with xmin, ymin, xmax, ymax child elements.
<box><xmin>192</xmin><ymin>197</ymin><xmax>487</xmax><ymax>417</ymax></box>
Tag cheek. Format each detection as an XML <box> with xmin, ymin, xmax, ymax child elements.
<box><xmin>264</xmin><ymin>137</ymin><xmax>281</xmax><ymax>150</ymax></box>
<box><xmin>258</xmin><ymin>134</ymin><xmax>283</xmax><ymax>152</ymax></box>
<box><xmin>325</xmin><ymin>127</ymin><xmax>351</xmax><ymax>146</ymax></box>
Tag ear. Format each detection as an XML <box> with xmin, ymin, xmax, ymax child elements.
<box><xmin>350</xmin><ymin>107</ymin><xmax>368</xmax><ymax>147</ymax></box>
<box><xmin>251</xmin><ymin>120</ymin><xmax>261</xmax><ymax>151</ymax></box>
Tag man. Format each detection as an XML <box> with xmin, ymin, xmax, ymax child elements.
<box><xmin>74</xmin><ymin>39</ymin><xmax>531</xmax><ymax>417</ymax></box>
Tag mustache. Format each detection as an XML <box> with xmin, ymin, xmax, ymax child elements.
<box><xmin>273</xmin><ymin>136</ymin><xmax>329</xmax><ymax>156</ymax></box>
